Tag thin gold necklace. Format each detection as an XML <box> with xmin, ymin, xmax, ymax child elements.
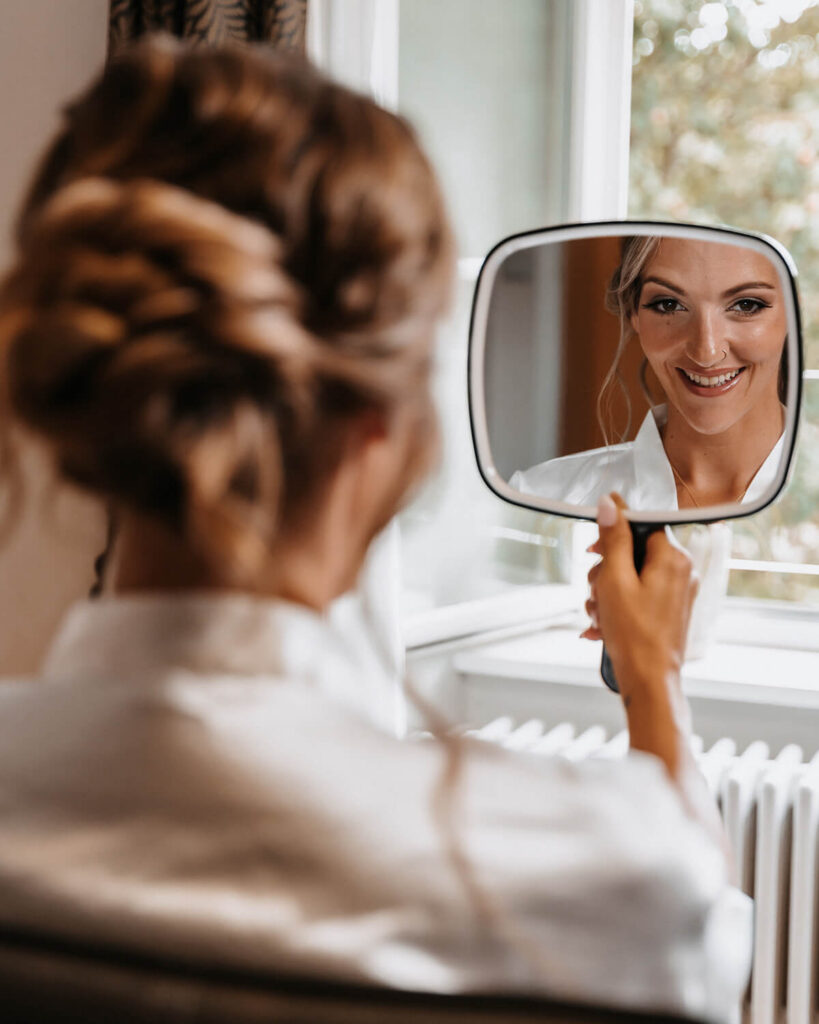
<box><xmin>667</xmin><ymin>456</ymin><xmax>751</xmax><ymax>508</ymax></box>
<box><xmin>669</xmin><ymin>460</ymin><xmax>701</xmax><ymax>508</ymax></box>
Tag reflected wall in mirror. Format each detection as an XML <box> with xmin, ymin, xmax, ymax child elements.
<box><xmin>471</xmin><ymin>223</ymin><xmax>802</xmax><ymax>523</ymax></box>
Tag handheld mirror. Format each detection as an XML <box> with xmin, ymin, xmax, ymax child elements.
<box><xmin>468</xmin><ymin>222</ymin><xmax>803</xmax><ymax>691</ymax></box>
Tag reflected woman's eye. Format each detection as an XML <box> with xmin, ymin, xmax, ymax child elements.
<box><xmin>729</xmin><ymin>297</ymin><xmax>771</xmax><ymax>315</ymax></box>
<box><xmin>643</xmin><ymin>296</ymin><xmax>685</xmax><ymax>315</ymax></box>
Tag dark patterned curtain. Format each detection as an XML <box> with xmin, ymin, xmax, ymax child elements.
<box><xmin>109</xmin><ymin>0</ymin><xmax>307</xmax><ymax>55</ymax></box>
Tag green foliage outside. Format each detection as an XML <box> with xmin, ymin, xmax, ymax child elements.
<box><xmin>630</xmin><ymin>0</ymin><xmax>819</xmax><ymax>602</ymax></box>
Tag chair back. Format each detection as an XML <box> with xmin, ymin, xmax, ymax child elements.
<box><xmin>0</xmin><ymin>927</ymin><xmax>708</xmax><ymax>1024</ymax></box>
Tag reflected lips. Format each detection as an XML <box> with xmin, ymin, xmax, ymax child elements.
<box><xmin>676</xmin><ymin>366</ymin><xmax>746</xmax><ymax>396</ymax></box>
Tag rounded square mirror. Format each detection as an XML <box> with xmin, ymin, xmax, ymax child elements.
<box><xmin>468</xmin><ymin>222</ymin><xmax>803</xmax><ymax>525</ymax></box>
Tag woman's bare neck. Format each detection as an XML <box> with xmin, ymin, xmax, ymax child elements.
<box><xmin>660</xmin><ymin>397</ymin><xmax>784</xmax><ymax>507</ymax></box>
<box><xmin>107</xmin><ymin>512</ymin><xmax>348</xmax><ymax>612</ymax></box>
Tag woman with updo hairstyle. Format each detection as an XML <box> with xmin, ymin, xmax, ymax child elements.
<box><xmin>0</xmin><ymin>37</ymin><xmax>750</xmax><ymax>1019</ymax></box>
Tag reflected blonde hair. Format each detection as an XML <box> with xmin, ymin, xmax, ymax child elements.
<box><xmin>597</xmin><ymin>235</ymin><xmax>661</xmax><ymax>445</ymax></box>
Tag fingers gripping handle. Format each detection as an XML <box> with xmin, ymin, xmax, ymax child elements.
<box><xmin>600</xmin><ymin>522</ymin><xmax>665</xmax><ymax>693</ymax></box>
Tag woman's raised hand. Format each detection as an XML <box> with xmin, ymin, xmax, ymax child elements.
<box><xmin>583</xmin><ymin>494</ymin><xmax>698</xmax><ymax>694</ymax></box>
<box><xmin>581</xmin><ymin>494</ymin><xmax>731</xmax><ymax>853</ymax></box>
<box><xmin>583</xmin><ymin>494</ymin><xmax>701</xmax><ymax>786</ymax></box>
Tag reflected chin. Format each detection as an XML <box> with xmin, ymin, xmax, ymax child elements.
<box><xmin>666</xmin><ymin>370</ymin><xmax>754</xmax><ymax>436</ymax></box>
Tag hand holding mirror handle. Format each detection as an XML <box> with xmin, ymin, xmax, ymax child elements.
<box><xmin>599</xmin><ymin>521</ymin><xmax>665</xmax><ymax>694</ymax></box>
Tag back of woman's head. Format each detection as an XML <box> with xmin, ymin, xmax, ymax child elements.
<box><xmin>0</xmin><ymin>36</ymin><xmax>453</xmax><ymax>577</ymax></box>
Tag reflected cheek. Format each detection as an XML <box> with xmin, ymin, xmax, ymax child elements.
<box><xmin>733</xmin><ymin>329</ymin><xmax>785</xmax><ymax>368</ymax></box>
<box><xmin>635</xmin><ymin>326</ymin><xmax>683</xmax><ymax>373</ymax></box>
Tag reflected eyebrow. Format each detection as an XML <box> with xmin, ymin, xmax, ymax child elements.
<box><xmin>642</xmin><ymin>275</ymin><xmax>686</xmax><ymax>295</ymax></box>
<box><xmin>641</xmin><ymin>276</ymin><xmax>778</xmax><ymax>299</ymax></box>
<box><xmin>721</xmin><ymin>281</ymin><xmax>777</xmax><ymax>297</ymax></box>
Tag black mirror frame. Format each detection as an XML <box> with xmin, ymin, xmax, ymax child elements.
<box><xmin>467</xmin><ymin>220</ymin><xmax>803</xmax><ymax>527</ymax></box>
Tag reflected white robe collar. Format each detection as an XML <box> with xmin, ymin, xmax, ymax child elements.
<box><xmin>632</xmin><ymin>406</ymin><xmax>677</xmax><ymax>509</ymax></box>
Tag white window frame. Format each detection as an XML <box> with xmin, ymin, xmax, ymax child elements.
<box><xmin>307</xmin><ymin>0</ymin><xmax>399</xmax><ymax>110</ymax></box>
<box><xmin>566</xmin><ymin>0</ymin><xmax>634</xmax><ymax>222</ymax></box>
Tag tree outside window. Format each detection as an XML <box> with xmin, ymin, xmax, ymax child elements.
<box><xmin>630</xmin><ymin>0</ymin><xmax>819</xmax><ymax>603</ymax></box>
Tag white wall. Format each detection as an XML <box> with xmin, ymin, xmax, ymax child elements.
<box><xmin>398</xmin><ymin>0</ymin><xmax>565</xmax><ymax>260</ymax></box>
<box><xmin>0</xmin><ymin>0</ymin><xmax>109</xmax><ymax>673</ymax></box>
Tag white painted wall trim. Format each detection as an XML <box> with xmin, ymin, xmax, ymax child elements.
<box><xmin>307</xmin><ymin>0</ymin><xmax>399</xmax><ymax>110</ymax></box>
<box><xmin>404</xmin><ymin>584</ymin><xmax>581</xmax><ymax>651</ymax></box>
<box><xmin>567</xmin><ymin>0</ymin><xmax>634</xmax><ymax>221</ymax></box>
<box><xmin>306</xmin><ymin>0</ymin><xmax>404</xmax><ymax>702</ymax></box>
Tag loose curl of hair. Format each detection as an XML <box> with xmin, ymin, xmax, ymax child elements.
<box><xmin>597</xmin><ymin>235</ymin><xmax>661</xmax><ymax>446</ymax></box>
<box><xmin>0</xmin><ymin>36</ymin><xmax>454</xmax><ymax>581</ymax></box>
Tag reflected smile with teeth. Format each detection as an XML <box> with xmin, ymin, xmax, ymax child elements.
<box><xmin>678</xmin><ymin>366</ymin><xmax>745</xmax><ymax>389</ymax></box>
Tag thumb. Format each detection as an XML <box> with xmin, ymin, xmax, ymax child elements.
<box><xmin>596</xmin><ymin>493</ymin><xmax>636</xmax><ymax>578</ymax></box>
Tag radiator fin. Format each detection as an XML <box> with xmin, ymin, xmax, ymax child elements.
<box><xmin>472</xmin><ymin>717</ymin><xmax>819</xmax><ymax>1024</ymax></box>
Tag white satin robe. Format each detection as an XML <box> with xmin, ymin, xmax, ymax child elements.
<box><xmin>511</xmin><ymin>406</ymin><xmax>784</xmax><ymax>510</ymax></box>
<box><xmin>0</xmin><ymin>593</ymin><xmax>751</xmax><ymax>1021</ymax></box>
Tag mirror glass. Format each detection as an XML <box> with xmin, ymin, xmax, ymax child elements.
<box><xmin>469</xmin><ymin>223</ymin><xmax>802</xmax><ymax>523</ymax></box>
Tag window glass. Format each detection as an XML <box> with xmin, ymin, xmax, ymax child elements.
<box><xmin>630</xmin><ymin>0</ymin><xmax>819</xmax><ymax>604</ymax></box>
<box><xmin>397</xmin><ymin>0</ymin><xmax>573</xmax><ymax>615</ymax></box>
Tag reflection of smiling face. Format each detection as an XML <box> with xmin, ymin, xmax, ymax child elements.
<box><xmin>631</xmin><ymin>239</ymin><xmax>786</xmax><ymax>437</ymax></box>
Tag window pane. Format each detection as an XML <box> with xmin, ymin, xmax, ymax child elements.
<box><xmin>398</xmin><ymin>0</ymin><xmax>563</xmax><ymax>258</ymax></box>
<box><xmin>630</xmin><ymin>0</ymin><xmax>819</xmax><ymax>604</ymax></box>
<box><xmin>397</xmin><ymin>0</ymin><xmax>572</xmax><ymax>614</ymax></box>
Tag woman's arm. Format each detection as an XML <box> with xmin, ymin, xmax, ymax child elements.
<box><xmin>583</xmin><ymin>494</ymin><xmax>726</xmax><ymax>853</ymax></box>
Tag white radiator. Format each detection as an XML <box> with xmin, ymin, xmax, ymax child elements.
<box><xmin>472</xmin><ymin>716</ymin><xmax>819</xmax><ymax>1024</ymax></box>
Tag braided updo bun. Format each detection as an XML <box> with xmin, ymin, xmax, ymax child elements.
<box><xmin>0</xmin><ymin>36</ymin><xmax>454</xmax><ymax>578</ymax></box>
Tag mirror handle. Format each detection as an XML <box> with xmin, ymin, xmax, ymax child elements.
<box><xmin>600</xmin><ymin>522</ymin><xmax>666</xmax><ymax>694</ymax></box>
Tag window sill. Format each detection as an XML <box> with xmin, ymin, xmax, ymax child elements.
<box><xmin>453</xmin><ymin>621</ymin><xmax>819</xmax><ymax>709</ymax></box>
<box><xmin>405</xmin><ymin>590</ymin><xmax>818</xmax><ymax>749</ymax></box>
<box><xmin>405</xmin><ymin>584</ymin><xmax>818</xmax><ymax>666</ymax></box>
<box><xmin>403</xmin><ymin>583</ymin><xmax>582</xmax><ymax>650</ymax></box>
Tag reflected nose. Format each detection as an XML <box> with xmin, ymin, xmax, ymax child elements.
<box><xmin>686</xmin><ymin>309</ymin><xmax>725</xmax><ymax>368</ymax></box>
